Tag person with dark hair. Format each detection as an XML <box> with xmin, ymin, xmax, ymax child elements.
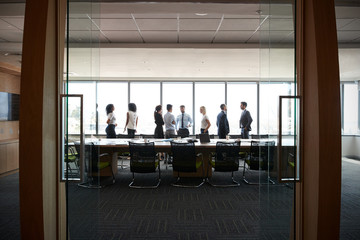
<box><xmin>154</xmin><ymin>105</ymin><xmax>164</xmax><ymax>138</ymax></box>
<box><xmin>124</xmin><ymin>103</ymin><xmax>138</xmax><ymax>138</ymax></box>
<box><xmin>216</xmin><ymin>103</ymin><xmax>229</xmax><ymax>139</ymax></box>
<box><xmin>176</xmin><ymin>105</ymin><xmax>193</xmax><ymax>138</ymax></box>
<box><xmin>240</xmin><ymin>101</ymin><xmax>253</xmax><ymax>139</ymax></box>
<box><xmin>105</xmin><ymin>104</ymin><xmax>117</xmax><ymax>138</ymax></box>
<box><xmin>164</xmin><ymin>104</ymin><xmax>176</xmax><ymax>138</ymax></box>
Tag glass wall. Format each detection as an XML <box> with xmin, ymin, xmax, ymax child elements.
<box><xmin>130</xmin><ymin>82</ymin><xmax>161</xmax><ymax>134</ymax></box>
<box><xmin>97</xmin><ymin>82</ymin><xmax>128</xmax><ymax>135</ymax></box>
<box><xmin>343</xmin><ymin>83</ymin><xmax>359</xmax><ymax>135</ymax></box>
<box><xmin>227</xmin><ymin>83</ymin><xmax>258</xmax><ymax>135</ymax></box>
<box><xmin>67</xmin><ymin>81</ymin><xmax>298</xmax><ymax>136</ymax></box>
<box><xmin>163</xmin><ymin>82</ymin><xmax>193</xmax><ymax>133</ymax></box>
<box><xmin>68</xmin><ymin>82</ymin><xmax>97</xmax><ymax>134</ymax></box>
<box><xmin>194</xmin><ymin>82</ymin><xmax>225</xmax><ymax>135</ymax></box>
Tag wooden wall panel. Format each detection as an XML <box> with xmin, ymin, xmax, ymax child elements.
<box><xmin>0</xmin><ymin>121</ymin><xmax>19</xmax><ymax>141</ymax></box>
<box><xmin>0</xmin><ymin>144</ymin><xmax>6</xmax><ymax>173</ymax></box>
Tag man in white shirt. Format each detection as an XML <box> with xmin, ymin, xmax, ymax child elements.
<box><xmin>176</xmin><ymin>105</ymin><xmax>193</xmax><ymax>138</ymax></box>
<box><xmin>164</xmin><ymin>104</ymin><xmax>176</xmax><ymax>138</ymax></box>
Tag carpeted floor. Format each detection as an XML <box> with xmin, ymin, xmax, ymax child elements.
<box><xmin>1</xmin><ymin>158</ymin><xmax>360</xmax><ymax>240</ymax></box>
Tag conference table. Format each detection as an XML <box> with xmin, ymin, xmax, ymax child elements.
<box><xmin>84</xmin><ymin>137</ymin><xmax>295</xmax><ymax>179</ymax></box>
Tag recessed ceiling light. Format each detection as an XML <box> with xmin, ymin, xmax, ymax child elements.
<box><xmin>195</xmin><ymin>13</ymin><xmax>208</xmax><ymax>16</ymax></box>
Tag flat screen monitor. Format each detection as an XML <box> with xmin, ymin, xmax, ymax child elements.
<box><xmin>0</xmin><ymin>92</ymin><xmax>20</xmax><ymax>121</ymax></box>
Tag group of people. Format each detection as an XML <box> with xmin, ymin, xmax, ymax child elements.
<box><xmin>105</xmin><ymin>102</ymin><xmax>253</xmax><ymax>140</ymax></box>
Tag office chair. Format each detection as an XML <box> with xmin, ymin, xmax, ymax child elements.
<box><xmin>243</xmin><ymin>140</ymin><xmax>275</xmax><ymax>185</ymax></box>
<box><xmin>128</xmin><ymin>142</ymin><xmax>161</xmax><ymax>188</ymax></box>
<box><xmin>75</xmin><ymin>142</ymin><xmax>115</xmax><ymax>188</ymax></box>
<box><xmin>170</xmin><ymin>141</ymin><xmax>205</xmax><ymax>188</ymax></box>
<box><xmin>208</xmin><ymin>141</ymin><xmax>241</xmax><ymax>187</ymax></box>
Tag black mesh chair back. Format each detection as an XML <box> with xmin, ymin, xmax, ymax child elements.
<box><xmin>215</xmin><ymin>141</ymin><xmax>241</xmax><ymax>172</ymax></box>
<box><xmin>171</xmin><ymin>141</ymin><xmax>197</xmax><ymax>173</ymax></box>
<box><xmin>249</xmin><ymin>140</ymin><xmax>275</xmax><ymax>170</ymax></box>
<box><xmin>74</xmin><ymin>141</ymin><xmax>100</xmax><ymax>172</ymax></box>
<box><xmin>129</xmin><ymin>142</ymin><xmax>157</xmax><ymax>173</ymax></box>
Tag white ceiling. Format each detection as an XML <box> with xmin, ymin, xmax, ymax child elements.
<box><xmin>0</xmin><ymin>2</ymin><xmax>359</xmax><ymax>81</ymax></box>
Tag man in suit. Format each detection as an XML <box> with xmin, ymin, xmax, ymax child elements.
<box><xmin>216</xmin><ymin>104</ymin><xmax>229</xmax><ymax>139</ymax></box>
<box><xmin>240</xmin><ymin>102</ymin><xmax>253</xmax><ymax>139</ymax></box>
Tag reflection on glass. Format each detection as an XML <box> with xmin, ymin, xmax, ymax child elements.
<box><xmin>227</xmin><ymin>83</ymin><xmax>258</xmax><ymax>135</ymax></box>
<box><xmin>68</xmin><ymin>82</ymin><xmax>96</xmax><ymax>134</ymax></box>
<box><xmin>259</xmin><ymin>83</ymin><xmax>294</xmax><ymax>134</ymax></box>
<box><xmin>195</xmin><ymin>83</ymin><xmax>225</xmax><ymax>135</ymax></box>
<box><xmin>130</xmin><ymin>82</ymin><xmax>160</xmax><ymax>134</ymax></box>
<box><xmin>343</xmin><ymin>84</ymin><xmax>359</xmax><ymax>134</ymax></box>
<box><xmin>163</xmin><ymin>83</ymin><xmax>193</xmax><ymax>134</ymax></box>
<box><xmin>97</xmin><ymin>82</ymin><xmax>128</xmax><ymax>135</ymax></box>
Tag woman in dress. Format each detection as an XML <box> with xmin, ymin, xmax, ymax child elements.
<box><xmin>154</xmin><ymin>105</ymin><xmax>164</xmax><ymax>138</ymax></box>
<box><xmin>105</xmin><ymin>104</ymin><xmax>117</xmax><ymax>138</ymax></box>
<box><xmin>124</xmin><ymin>103</ymin><xmax>138</xmax><ymax>138</ymax></box>
<box><xmin>200</xmin><ymin>106</ymin><xmax>211</xmax><ymax>134</ymax></box>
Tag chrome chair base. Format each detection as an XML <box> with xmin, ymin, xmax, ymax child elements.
<box><xmin>207</xmin><ymin>176</ymin><xmax>241</xmax><ymax>187</ymax></box>
<box><xmin>129</xmin><ymin>178</ymin><xmax>161</xmax><ymax>189</ymax></box>
<box><xmin>171</xmin><ymin>177</ymin><xmax>205</xmax><ymax>188</ymax></box>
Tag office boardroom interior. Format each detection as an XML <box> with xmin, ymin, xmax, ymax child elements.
<box><xmin>0</xmin><ymin>0</ymin><xmax>359</xmax><ymax>239</ymax></box>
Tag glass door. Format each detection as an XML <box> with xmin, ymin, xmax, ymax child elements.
<box><xmin>258</xmin><ymin>1</ymin><xmax>298</xmax><ymax>239</ymax></box>
<box><xmin>64</xmin><ymin>0</ymin><xmax>102</xmax><ymax>239</ymax></box>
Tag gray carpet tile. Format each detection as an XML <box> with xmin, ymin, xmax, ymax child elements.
<box><xmin>0</xmin><ymin>158</ymin><xmax>359</xmax><ymax>240</ymax></box>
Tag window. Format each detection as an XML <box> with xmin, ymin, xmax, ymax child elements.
<box><xmin>68</xmin><ymin>82</ymin><xmax>96</xmax><ymax>134</ymax></box>
<box><xmin>227</xmin><ymin>83</ymin><xmax>258</xmax><ymax>135</ymax></box>
<box><xmin>130</xmin><ymin>82</ymin><xmax>160</xmax><ymax>134</ymax></box>
<box><xmin>259</xmin><ymin>83</ymin><xmax>294</xmax><ymax>135</ymax></box>
<box><xmin>194</xmin><ymin>82</ymin><xmax>225</xmax><ymax>135</ymax></box>
<box><xmin>343</xmin><ymin>83</ymin><xmax>359</xmax><ymax>135</ymax></box>
<box><xmin>97</xmin><ymin>82</ymin><xmax>128</xmax><ymax>135</ymax></box>
<box><xmin>163</xmin><ymin>82</ymin><xmax>193</xmax><ymax>133</ymax></box>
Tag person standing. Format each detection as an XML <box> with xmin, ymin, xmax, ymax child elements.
<box><xmin>154</xmin><ymin>105</ymin><xmax>164</xmax><ymax>138</ymax></box>
<box><xmin>200</xmin><ymin>106</ymin><xmax>211</xmax><ymax>134</ymax></box>
<box><xmin>240</xmin><ymin>101</ymin><xmax>253</xmax><ymax>139</ymax></box>
<box><xmin>216</xmin><ymin>104</ymin><xmax>229</xmax><ymax>139</ymax></box>
<box><xmin>164</xmin><ymin>104</ymin><xmax>176</xmax><ymax>138</ymax></box>
<box><xmin>105</xmin><ymin>104</ymin><xmax>117</xmax><ymax>138</ymax></box>
<box><xmin>124</xmin><ymin>103</ymin><xmax>138</xmax><ymax>138</ymax></box>
<box><xmin>176</xmin><ymin>105</ymin><xmax>193</xmax><ymax>138</ymax></box>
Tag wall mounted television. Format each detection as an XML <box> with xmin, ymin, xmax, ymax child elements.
<box><xmin>0</xmin><ymin>92</ymin><xmax>20</xmax><ymax>121</ymax></box>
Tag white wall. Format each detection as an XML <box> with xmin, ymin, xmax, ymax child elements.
<box><xmin>342</xmin><ymin>136</ymin><xmax>360</xmax><ymax>158</ymax></box>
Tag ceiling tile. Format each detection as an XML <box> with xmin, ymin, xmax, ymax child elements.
<box><xmin>220</xmin><ymin>19</ymin><xmax>259</xmax><ymax>31</ymax></box>
<box><xmin>0</xmin><ymin>29</ymin><xmax>22</xmax><ymax>42</ymax></box>
<box><xmin>180</xmin><ymin>19</ymin><xmax>221</xmax><ymax>31</ymax></box>
<box><xmin>180</xmin><ymin>13</ymin><xmax>223</xmax><ymax>19</ymax></box>
<box><xmin>213</xmin><ymin>31</ymin><xmax>254</xmax><ymax>43</ymax></box>
<box><xmin>136</xmin><ymin>19</ymin><xmax>177</xmax><ymax>31</ymax></box>
<box><xmin>141</xmin><ymin>31</ymin><xmax>177</xmax><ymax>43</ymax></box>
<box><xmin>0</xmin><ymin>19</ymin><xmax>17</xmax><ymax>30</ymax></box>
<box><xmin>133</xmin><ymin>14</ymin><xmax>177</xmax><ymax>19</ymax></box>
<box><xmin>336</xmin><ymin>19</ymin><xmax>356</xmax><ymax>30</ymax></box>
<box><xmin>337</xmin><ymin>31</ymin><xmax>360</xmax><ymax>42</ymax></box>
<box><xmin>1</xmin><ymin>17</ymin><xmax>24</xmax><ymax>30</ymax></box>
<box><xmin>261</xmin><ymin>19</ymin><xmax>294</xmax><ymax>31</ymax></box>
<box><xmin>101</xmin><ymin>31</ymin><xmax>143</xmax><ymax>43</ymax></box>
<box><xmin>69</xmin><ymin>19</ymin><xmax>96</xmax><ymax>31</ymax></box>
<box><xmin>179</xmin><ymin>31</ymin><xmax>214</xmax><ymax>43</ymax></box>
<box><xmin>341</xmin><ymin>19</ymin><xmax>360</xmax><ymax>31</ymax></box>
<box><xmin>99</xmin><ymin>19</ymin><xmax>138</xmax><ymax>31</ymax></box>
<box><xmin>248</xmin><ymin>30</ymin><xmax>292</xmax><ymax>43</ymax></box>
<box><xmin>68</xmin><ymin>31</ymin><xmax>108</xmax><ymax>43</ymax></box>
